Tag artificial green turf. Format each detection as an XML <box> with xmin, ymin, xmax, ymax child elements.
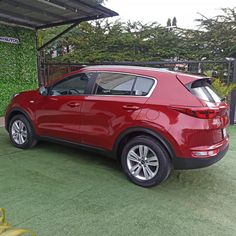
<box><xmin>0</xmin><ymin>126</ymin><xmax>236</xmax><ymax>236</ymax></box>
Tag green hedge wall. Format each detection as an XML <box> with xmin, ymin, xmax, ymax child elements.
<box><xmin>0</xmin><ymin>24</ymin><xmax>37</xmax><ymax>116</ymax></box>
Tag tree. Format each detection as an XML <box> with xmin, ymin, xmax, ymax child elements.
<box><xmin>195</xmin><ymin>7</ymin><xmax>236</xmax><ymax>59</ymax></box>
<box><xmin>172</xmin><ymin>17</ymin><xmax>177</xmax><ymax>26</ymax></box>
<box><xmin>167</xmin><ymin>18</ymin><xmax>171</xmax><ymax>27</ymax></box>
<box><xmin>43</xmin><ymin>20</ymin><xmax>189</xmax><ymax>63</ymax></box>
<box><xmin>92</xmin><ymin>0</ymin><xmax>107</xmax><ymax>3</ymax></box>
<box><xmin>39</xmin><ymin>7</ymin><xmax>236</xmax><ymax>63</ymax></box>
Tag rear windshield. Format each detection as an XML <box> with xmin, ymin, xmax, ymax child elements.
<box><xmin>188</xmin><ymin>79</ymin><xmax>222</xmax><ymax>103</ymax></box>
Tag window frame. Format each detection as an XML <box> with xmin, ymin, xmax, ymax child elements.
<box><xmin>91</xmin><ymin>71</ymin><xmax>157</xmax><ymax>97</ymax></box>
<box><xmin>48</xmin><ymin>72</ymin><xmax>95</xmax><ymax>96</ymax></box>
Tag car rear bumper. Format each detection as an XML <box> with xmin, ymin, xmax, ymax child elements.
<box><xmin>173</xmin><ymin>143</ymin><xmax>229</xmax><ymax>170</ymax></box>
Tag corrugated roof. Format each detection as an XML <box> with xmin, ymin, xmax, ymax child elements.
<box><xmin>0</xmin><ymin>0</ymin><xmax>118</xmax><ymax>29</ymax></box>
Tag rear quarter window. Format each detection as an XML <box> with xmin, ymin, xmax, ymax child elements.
<box><xmin>188</xmin><ymin>79</ymin><xmax>222</xmax><ymax>103</ymax></box>
<box><xmin>133</xmin><ymin>77</ymin><xmax>154</xmax><ymax>96</ymax></box>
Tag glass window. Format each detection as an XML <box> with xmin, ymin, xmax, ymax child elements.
<box><xmin>133</xmin><ymin>77</ymin><xmax>154</xmax><ymax>96</ymax></box>
<box><xmin>50</xmin><ymin>73</ymin><xmax>89</xmax><ymax>96</ymax></box>
<box><xmin>189</xmin><ymin>80</ymin><xmax>221</xmax><ymax>103</ymax></box>
<box><xmin>94</xmin><ymin>73</ymin><xmax>155</xmax><ymax>96</ymax></box>
<box><xmin>94</xmin><ymin>73</ymin><xmax>136</xmax><ymax>95</ymax></box>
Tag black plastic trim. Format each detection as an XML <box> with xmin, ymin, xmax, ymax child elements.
<box><xmin>172</xmin><ymin>145</ymin><xmax>229</xmax><ymax>170</ymax></box>
<box><xmin>113</xmin><ymin>127</ymin><xmax>176</xmax><ymax>160</ymax></box>
<box><xmin>5</xmin><ymin>108</ymin><xmax>34</xmax><ymax>132</ymax></box>
<box><xmin>39</xmin><ymin>136</ymin><xmax>112</xmax><ymax>158</ymax></box>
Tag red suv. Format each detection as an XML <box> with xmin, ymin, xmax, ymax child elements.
<box><xmin>5</xmin><ymin>66</ymin><xmax>229</xmax><ymax>187</ymax></box>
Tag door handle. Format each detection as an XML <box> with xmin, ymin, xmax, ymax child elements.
<box><xmin>122</xmin><ymin>105</ymin><xmax>140</xmax><ymax>111</ymax></box>
<box><xmin>68</xmin><ymin>102</ymin><xmax>80</xmax><ymax>108</ymax></box>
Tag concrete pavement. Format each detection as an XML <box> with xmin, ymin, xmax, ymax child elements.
<box><xmin>0</xmin><ymin>117</ymin><xmax>5</xmax><ymax>127</ymax></box>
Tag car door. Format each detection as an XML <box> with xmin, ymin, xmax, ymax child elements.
<box><xmin>80</xmin><ymin>72</ymin><xmax>155</xmax><ymax>150</ymax></box>
<box><xmin>36</xmin><ymin>72</ymin><xmax>92</xmax><ymax>142</ymax></box>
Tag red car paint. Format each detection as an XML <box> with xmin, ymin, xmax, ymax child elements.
<box><xmin>5</xmin><ymin>66</ymin><xmax>229</xmax><ymax>169</ymax></box>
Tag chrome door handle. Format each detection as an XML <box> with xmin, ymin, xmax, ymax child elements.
<box><xmin>122</xmin><ymin>105</ymin><xmax>140</xmax><ymax>110</ymax></box>
<box><xmin>68</xmin><ymin>102</ymin><xmax>80</xmax><ymax>108</ymax></box>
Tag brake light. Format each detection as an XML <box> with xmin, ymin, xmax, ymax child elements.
<box><xmin>171</xmin><ymin>106</ymin><xmax>219</xmax><ymax>119</ymax></box>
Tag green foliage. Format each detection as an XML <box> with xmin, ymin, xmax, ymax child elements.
<box><xmin>172</xmin><ymin>17</ymin><xmax>177</xmax><ymax>26</ymax></box>
<box><xmin>195</xmin><ymin>7</ymin><xmax>236</xmax><ymax>59</ymax></box>
<box><xmin>93</xmin><ymin>0</ymin><xmax>106</xmax><ymax>3</ymax></box>
<box><xmin>42</xmin><ymin>20</ymin><xmax>190</xmax><ymax>63</ymax></box>
<box><xmin>167</xmin><ymin>18</ymin><xmax>171</xmax><ymax>27</ymax></box>
<box><xmin>212</xmin><ymin>78</ymin><xmax>236</xmax><ymax>101</ymax></box>
<box><xmin>40</xmin><ymin>7</ymin><xmax>236</xmax><ymax>64</ymax></box>
<box><xmin>0</xmin><ymin>208</ymin><xmax>36</xmax><ymax>235</ymax></box>
<box><xmin>0</xmin><ymin>24</ymin><xmax>37</xmax><ymax>116</ymax></box>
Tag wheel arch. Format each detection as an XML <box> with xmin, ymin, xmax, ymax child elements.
<box><xmin>113</xmin><ymin>127</ymin><xmax>176</xmax><ymax>161</ymax></box>
<box><xmin>6</xmin><ymin>108</ymin><xmax>35</xmax><ymax>132</ymax></box>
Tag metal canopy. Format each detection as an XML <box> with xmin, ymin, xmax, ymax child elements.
<box><xmin>0</xmin><ymin>0</ymin><xmax>118</xmax><ymax>29</ymax></box>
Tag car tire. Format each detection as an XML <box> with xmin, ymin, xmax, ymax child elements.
<box><xmin>9</xmin><ymin>114</ymin><xmax>37</xmax><ymax>149</ymax></box>
<box><xmin>121</xmin><ymin>135</ymin><xmax>171</xmax><ymax>187</ymax></box>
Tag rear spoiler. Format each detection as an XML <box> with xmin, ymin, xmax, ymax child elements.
<box><xmin>176</xmin><ymin>73</ymin><xmax>212</xmax><ymax>85</ymax></box>
<box><xmin>175</xmin><ymin>74</ymin><xmax>212</xmax><ymax>89</ymax></box>
<box><xmin>184</xmin><ymin>77</ymin><xmax>212</xmax><ymax>90</ymax></box>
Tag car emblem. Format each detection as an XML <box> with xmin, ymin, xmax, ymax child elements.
<box><xmin>212</xmin><ymin>118</ymin><xmax>221</xmax><ymax>127</ymax></box>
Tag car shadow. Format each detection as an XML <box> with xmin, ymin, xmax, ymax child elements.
<box><xmin>35</xmin><ymin>140</ymin><xmax>227</xmax><ymax>192</ymax></box>
<box><xmin>36</xmin><ymin>140</ymin><xmax>121</xmax><ymax>171</ymax></box>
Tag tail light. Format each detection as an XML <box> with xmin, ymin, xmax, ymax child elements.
<box><xmin>171</xmin><ymin>106</ymin><xmax>219</xmax><ymax>119</ymax></box>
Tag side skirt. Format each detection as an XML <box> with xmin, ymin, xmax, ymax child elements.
<box><xmin>38</xmin><ymin>136</ymin><xmax>114</xmax><ymax>159</ymax></box>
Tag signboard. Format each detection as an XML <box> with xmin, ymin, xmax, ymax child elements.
<box><xmin>0</xmin><ymin>37</ymin><xmax>20</xmax><ymax>44</ymax></box>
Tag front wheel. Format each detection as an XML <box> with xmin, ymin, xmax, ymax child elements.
<box><xmin>121</xmin><ymin>135</ymin><xmax>171</xmax><ymax>187</ymax></box>
<box><xmin>9</xmin><ymin>114</ymin><xmax>37</xmax><ymax>149</ymax></box>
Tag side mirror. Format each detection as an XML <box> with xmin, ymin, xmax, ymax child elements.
<box><xmin>39</xmin><ymin>86</ymin><xmax>48</xmax><ymax>96</ymax></box>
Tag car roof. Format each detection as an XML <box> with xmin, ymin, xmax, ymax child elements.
<box><xmin>81</xmin><ymin>65</ymin><xmax>173</xmax><ymax>74</ymax></box>
<box><xmin>48</xmin><ymin>65</ymin><xmax>204</xmax><ymax>86</ymax></box>
<box><xmin>82</xmin><ymin>65</ymin><xmax>204</xmax><ymax>83</ymax></box>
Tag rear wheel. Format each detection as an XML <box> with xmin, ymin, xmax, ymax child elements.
<box><xmin>121</xmin><ymin>135</ymin><xmax>171</xmax><ymax>187</ymax></box>
<box><xmin>9</xmin><ymin>114</ymin><xmax>37</xmax><ymax>149</ymax></box>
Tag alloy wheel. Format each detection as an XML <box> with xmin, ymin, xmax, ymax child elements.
<box><xmin>127</xmin><ymin>145</ymin><xmax>159</xmax><ymax>181</ymax></box>
<box><xmin>11</xmin><ymin>120</ymin><xmax>28</xmax><ymax>145</ymax></box>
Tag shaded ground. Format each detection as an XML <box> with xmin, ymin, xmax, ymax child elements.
<box><xmin>0</xmin><ymin>126</ymin><xmax>236</xmax><ymax>236</ymax></box>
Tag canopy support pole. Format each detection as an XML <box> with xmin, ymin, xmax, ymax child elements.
<box><xmin>36</xmin><ymin>22</ymin><xmax>80</xmax><ymax>85</ymax></box>
<box><xmin>37</xmin><ymin>22</ymin><xmax>78</xmax><ymax>51</ymax></box>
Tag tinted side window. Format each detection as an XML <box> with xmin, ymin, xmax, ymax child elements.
<box><xmin>94</xmin><ymin>73</ymin><xmax>136</xmax><ymax>95</ymax></box>
<box><xmin>133</xmin><ymin>77</ymin><xmax>154</xmax><ymax>96</ymax></box>
<box><xmin>50</xmin><ymin>73</ymin><xmax>89</xmax><ymax>96</ymax></box>
<box><xmin>189</xmin><ymin>79</ymin><xmax>221</xmax><ymax>103</ymax></box>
